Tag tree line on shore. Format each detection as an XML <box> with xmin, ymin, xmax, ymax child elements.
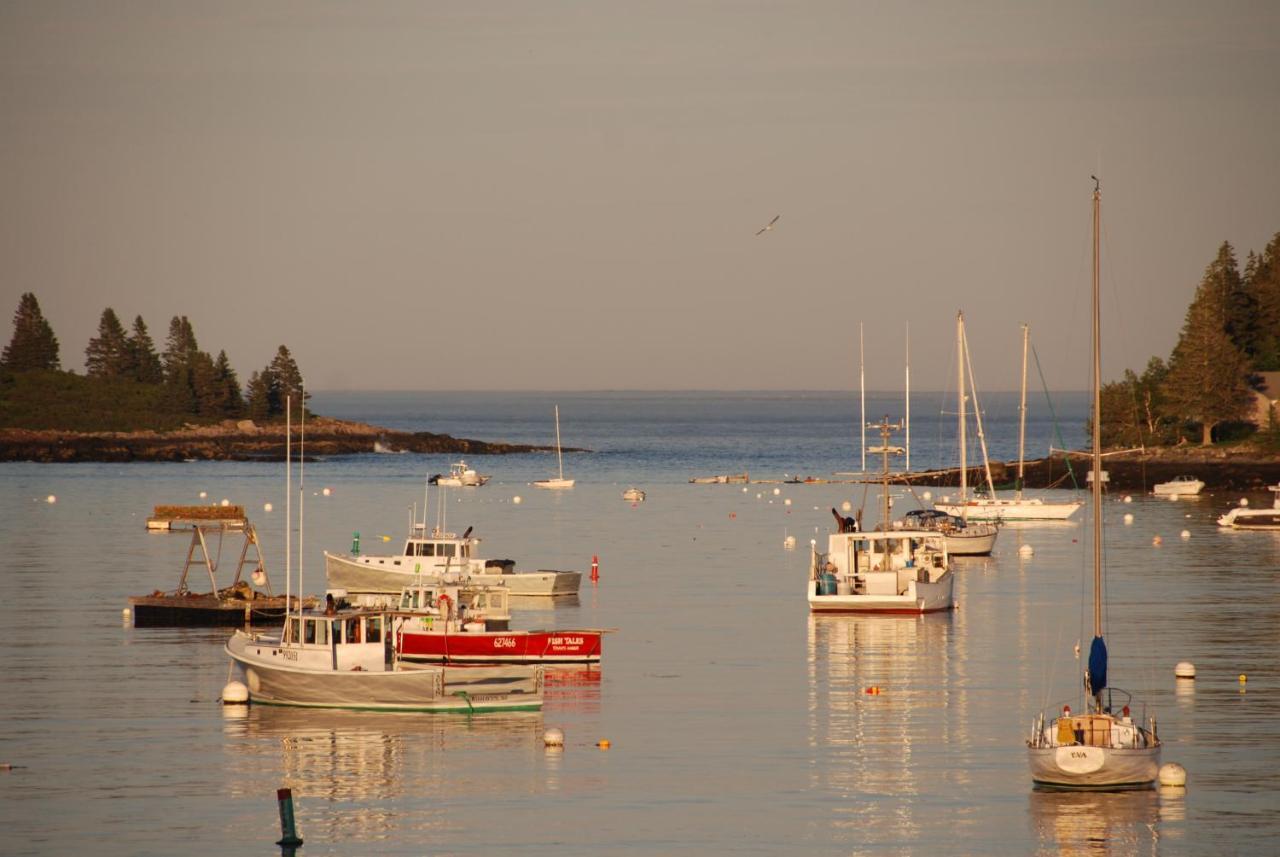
<box><xmin>0</xmin><ymin>294</ymin><xmax>307</xmax><ymax>431</ymax></box>
<box><xmin>1100</xmin><ymin>232</ymin><xmax>1280</xmax><ymax>448</ymax></box>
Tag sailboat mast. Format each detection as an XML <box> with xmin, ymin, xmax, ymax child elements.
<box><xmin>957</xmin><ymin>312</ymin><xmax>967</xmax><ymax>501</ymax></box>
<box><xmin>962</xmin><ymin>326</ymin><xmax>999</xmax><ymax>497</ymax></box>
<box><xmin>285</xmin><ymin>395</ymin><xmax>291</xmax><ymax>630</ymax></box>
<box><xmin>1017</xmin><ymin>323</ymin><xmax>1029</xmax><ymax>499</ymax></box>
<box><xmin>1092</xmin><ymin>183</ymin><xmax>1103</xmax><ymax>637</ymax></box>
<box><xmin>860</xmin><ymin>323</ymin><xmax>866</xmax><ymax>473</ymax></box>
<box><xmin>298</xmin><ymin>386</ymin><xmax>305</xmax><ymax>615</ymax></box>
<box><xmin>554</xmin><ymin>405</ymin><xmax>564</xmax><ymax>480</ymax></box>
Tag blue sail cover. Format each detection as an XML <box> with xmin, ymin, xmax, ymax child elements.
<box><xmin>1088</xmin><ymin>636</ymin><xmax>1108</xmax><ymax>694</ymax></box>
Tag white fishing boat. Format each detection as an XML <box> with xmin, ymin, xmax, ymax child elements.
<box><xmin>225</xmin><ymin>396</ymin><xmax>544</xmax><ymax>713</ymax></box>
<box><xmin>808</xmin><ymin>418</ymin><xmax>955</xmax><ymax>614</ymax></box>
<box><xmin>325</xmin><ymin>483</ymin><xmax>581</xmax><ymax>597</ymax></box>
<box><xmin>1217</xmin><ymin>485</ymin><xmax>1280</xmax><ymax>529</ymax></box>
<box><xmin>431</xmin><ymin>460</ymin><xmax>491</xmax><ymax>487</ymax></box>
<box><xmin>936</xmin><ymin>322</ymin><xmax>1083</xmax><ymax>522</ymax></box>
<box><xmin>1152</xmin><ymin>475</ymin><xmax>1204</xmax><ymax>496</ymax></box>
<box><xmin>1027</xmin><ymin>179</ymin><xmax>1161</xmax><ymax>789</ymax></box>
<box><xmin>532</xmin><ymin>405</ymin><xmax>575</xmax><ymax>489</ymax></box>
<box><xmin>621</xmin><ymin>487</ymin><xmax>646</xmax><ymax>502</ymax></box>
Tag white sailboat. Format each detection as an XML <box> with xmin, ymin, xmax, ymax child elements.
<box><xmin>533</xmin><ymin>405</ymin><xmax>575</xmax><ymax>489</ymax></box>
<box><xmin>1026</xmin><ymin>179</ymin><xmax>1161</xmax><ymax>789</ymax></box>
<box><xmin>935</xmin><ymin>320</ymin><xmax>1082</xmax><ymax>522</ymax></box>
<box><xmin>928</xmin><ymin>312</ymin><xmax>1000</xmax><ymax>555</ymax></box>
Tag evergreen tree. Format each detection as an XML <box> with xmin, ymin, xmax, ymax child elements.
<box><xmin>210</xmin><ymin>350</ymin><xmax>244</xmax><ymax>417</ymax></box>
<box><xmin>1098</xmin><ymin>357</ymin><xmax>1175</xmax><ymax>448</ymax></box>
<box><xmin>1</xmin><ymin>292</ymin><xmax>60</xmax><ymax>371</ymax></box>
<box><xmin>1206</xmin><ymin>241</ymin><xmax>1258</xmax><ymax>359</ymax></box>
<box><xmin>84</xmin><ymin>308</ymin><xmax>130</xmax><ymax>378</ymax></box>
<box><xmin>267</xmin><ymin>345</ymin><xmax>306</xmax><ymax>418</ymax></box>
<box><xmin>162</xmin><ymin>316</ymin><xmax>200</xmax><ymax>413</ymax></box>
<box><xmin>1161</xmin><ymin>261</ymin><xmax>1256</xmax><ymax>445</ymax></box>
<box><xmin>1245</xmin><ymin>233</ymin><xmax>1280</xmax><ymax>371</ymax></box>
<box><xmin>190</xmin><ymin>350</ymin><xmax>220</xmax><ymax>417</ymax></box>
<box><xmin>245</xmin><ymin>370</ymin><xmax>273</xmax><ymax>422</ymax></box>
<box><xmin>127</xmin><ymin>315</ymin><xmax>164</xmax><ymax>384</ymax></box>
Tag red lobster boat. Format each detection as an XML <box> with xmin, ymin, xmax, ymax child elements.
<box><xmin>377</xmin><ymin>582</ymin><xmax>606</xmax><ymax>665</ymax></box>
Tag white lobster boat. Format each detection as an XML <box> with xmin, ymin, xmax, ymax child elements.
<box><xmin>1217</xmin><ymin>485</ymin><xmax>1280</xmax><ymax>529</ymax></box>
<box><xmin>431</xmin><ymin>461</ymin><xmax>491</xmax><ymax>487</ymax></box>
<box><xmin>1152</xmin><ymin>475</ymin><xmax>1204</xmax><ymax>496</ymax></box>
<box><xmin>325</xmin><ymin>523</ymin><xmax>580</xmax><ymax>598</ymax></box>
<box><xmin>226</xmin><ymin>609</ymin><xmax>544</xmax><ymax>712</ymax></box>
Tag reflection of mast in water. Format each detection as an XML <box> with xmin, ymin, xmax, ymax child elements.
<box><xmin>222</xmin><ymin>707</ymin><xmax>544</xmax><ymax>841</ymax></box>
<box><xmin>1028</xmin><ymin>789</ymin><xmax>1160</xmax><ymax>856</ymax></box>
<box><xmin>805</xmin><ymin>613</ymin><xmax>956</xmax><ymax>845</ymax></box>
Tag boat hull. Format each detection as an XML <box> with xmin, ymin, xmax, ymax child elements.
<box><xmin>398</xmin><ymin>627</ymin><xmax>603</xmax><ymax>664</ymax></box>
<box><xmin>1027</xmin><ymin>745</ymin><xmax>1160</xmax><ymax>790</ymax></box>
<box><xmin>325</xmin><ymin>551</ymin><xmax>580</xmax><ymax>597</ymax></box>
<box><xmin>935</xmin><ymin>499</ymin><xmax>1081</xmax><ymax>521</ymax></box>
<box><xmin>226</xmin><ymin>634</ymin><xmax>543</xmax><ymax>712</ymax></box>
<box><xmin>1153</xmin><ymin>481</ymin><xmax>1203</xmax><ymax>496</ymax></box>
<box><xmin>942</xmin><ymin>528</ymin><xmax>998</xmax><ymax>556</ymax></box>
<box><xmin>532</xmin><ymin>478</ymin><xmax>575</xmax><ymax>489</ymax></box>
<box><xmin>129</xmin><ymin>593</ymin><xmax>313</xmax><ymax>627</ymax></box>
<box><xmin>807</xmin><ymin>570</ymin><xmax>955</xmax><ymax>614</ymax></box>
<box><xmin>1217</xmin><ymin>510</ymin><xmax>1280</xmax><ymax>529</ymax></box>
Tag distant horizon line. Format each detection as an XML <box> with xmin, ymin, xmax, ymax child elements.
<box><xmin>309</xmin><ymin>387</ymin><xmax>1090</xmax><ymax>396</ymax></box>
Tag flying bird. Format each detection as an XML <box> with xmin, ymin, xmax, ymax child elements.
<box><xmin>755</xmin><ymin>215</ymin><xmax>780</xmax><ymax>236</ymax></box>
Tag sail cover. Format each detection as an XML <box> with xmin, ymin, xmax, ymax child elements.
<box><xmin>1087</xmin><ymin>636</ymin><xmax>1108</xmax><ymax>695</ymax></box>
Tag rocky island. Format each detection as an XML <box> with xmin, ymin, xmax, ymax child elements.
<box><xmin>0</xmin><ymin>417</ymin><xmax>558</xmax><ymax>463</ymax></box>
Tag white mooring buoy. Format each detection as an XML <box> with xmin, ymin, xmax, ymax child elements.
<box><xmin>263</xmin><ymin>502</ymin><xmax>273</xmax><ymax>513</ymax></box>
<box><xmin>45</xmin><ymin>494</ymin><xmax>57</xmax><ymax>504</ymax></box>
<box><xmin>543</xmin><ymin>727</ymin><xmax>565</xmax><ymax>747</ymax></box>
<box><xmin>1159</xmin><ymin>763</ymin><xmax>1187</xmax><ymax>787</ymax></box>
<box><xmin>512</xmin><ymin>495</ymin><xmax>522</xmax><ymax>505</ymax></box>
<box><xmin>1018</xmin><ymin>543</ymin><xmax>1034</xmax><ymax>557</ymax></box>
<box><xmin>923</xmin><ymin>491</ymin><xmax>932</xmax><ymax>501</ymax></box>
<box><xmin>1240</xmin><ymin>498</ymin><xmax>1249</xmax><ymax>507</ymax></box>
<box><xmin>1123</xmin><ymin>513</ymin><xmax>1134</xmax><ymax>525</ymax></box>
<box><xmin>122</xmin><ymin>607</ymin><xmax>131</xmax><ymax>621</ymax></box>
<box><xmin>1174</xmin><ymin>661</ymin><xmax>1196</xmax><ymax>679</ymax></box>
<box><xmin>1181</xmin><ymin>530</ymin><xmax>1191</xmax><ymax>540</ymax></box>
<box><xmin>1123</xmin><ymin>495</ymin><xmax>1133</xmax><ymax>504</ymax></box>
<box><xmin>841</xmin><ymin>501</ymin><xmax>852</xmax><ymax>512</ymax></box>
<box><xmin>222</xmin><ymin>681</ymin><xmax>249</xmax><ymax>704</ymax></box>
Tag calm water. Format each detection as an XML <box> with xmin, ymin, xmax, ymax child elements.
<box><xmin>1</xmin><ymin>391</ymin><xmax>1278</xmax><ymax>855</ymax></box>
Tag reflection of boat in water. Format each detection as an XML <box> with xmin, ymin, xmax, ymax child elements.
<box><xmin>805</xmin><ymin>612</ymin><xmax>957</xmax><ymax>848</ymax></box>
<box><xmin>1028</xmin><ymin>788</ymin><xmax>1159</xmax><ymax>856</ymax></box>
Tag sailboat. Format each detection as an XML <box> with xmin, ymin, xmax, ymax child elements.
<box><xmin>923</xmin><ymin>312</ymin><xmax>1000</xmax><ymax>556</ymax></box>
<box><xmin>532</xmin><ymin>405</ymin><xmax>575</xmax><ymax>489</ymax></box>
<box><xmin>935</xmin><ymin>319</ymin><xmax>1082</xmax><ymax>522</ymax></box>
<box><xmin>1026</xmin><ymin>179</ymin><xmax>1161</xmax><ymax>788</ymax></box>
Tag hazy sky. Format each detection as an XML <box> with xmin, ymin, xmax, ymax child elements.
<box><xmin>3</xmin><ymin>2</ymin><xmax>1278</xmax><ymax>392</ymax></box>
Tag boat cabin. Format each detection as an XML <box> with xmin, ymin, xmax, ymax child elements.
<box><xmin>815</xmin><ymin>529</ymin><xmax>948</xmax><ymax>596</ymax></box>
<box><xmin>280</xmin><ymin>611</ymin><xmax>392</xmax><ymax>671</ymax></box>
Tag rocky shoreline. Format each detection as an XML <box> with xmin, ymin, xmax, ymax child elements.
<box><xmin>0</xmin><ymin>417</ymin><xmax>558</xmax><ymax>463</ymax></box>
<box><xmin>907</xmin><ymin>448</ymin><xmax>1280</xmax><ymax>493</ymax></box>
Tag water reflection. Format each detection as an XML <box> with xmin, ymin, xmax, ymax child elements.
<box><xmin>1028</xmin><ymin>789</ymin><xmax>1159</xmax><ymax>856</ymax></box>
<box><xmin>805</xmin><ymin>613</ymin><xmax>956</xmax><ymax>848</ymax></box>
<box><xmin>223</xmin><ymin>706</ymin><xmax>544</xmax><ymax>842</ymax></box>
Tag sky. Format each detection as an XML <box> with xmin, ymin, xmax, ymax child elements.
<box><xmin>2</xmin><ymin>1</ymin><xmax>1278</xmax><ymax>392</ymax></box>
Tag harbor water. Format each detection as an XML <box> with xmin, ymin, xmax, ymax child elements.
<box><xmin>2</xmin><ymin>391</ymin><xmax>1278</xmax><ymax>855</ymax></box>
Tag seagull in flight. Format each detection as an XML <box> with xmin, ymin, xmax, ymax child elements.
<box><xmin>755</xmin><ymin>214</ymin><xmax>780</xmax><ymax>236</ymax></box>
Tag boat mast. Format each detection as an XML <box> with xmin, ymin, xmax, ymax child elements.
<box><xmin>905</xmin><ymin>322</ymin><xmax>911</xmax><ymax>472</ymax></box>
<box><xmin>554</xmin><ymin>405</ymin><xmax>564</xmax><ymax>480</ymax></box>
<box><xmin>285</xmin><ymin>395</ymin><xmax>291</xmax><ymax>633</ymax></box>
<box><xmin>1017</xmin><ymin>323</ymin><xmax>1029</xmax><ymax>500</ymax></box>
<box><xmin>957</xmin><ymin>312</ymin><xmax>967</xmax><ymax>502</ymax></box>
<box><xmin>1091</xmin><ymin>180</ymin><xmax>1103</xmax><ymax>639</ymax></box>
<box><xmin>298</xmin><ymin>384</ymin><xmax>305</xmax><ymax>616</ymax></box>
<box><xmin>962</xmin><ymin>325</ymin><xmax>999</xmax><ymax>497</ymax></box>
<box><xmin>860</xmin><ymin>322</ymin><xmax>866</xmax><ymax>473</ymax></box>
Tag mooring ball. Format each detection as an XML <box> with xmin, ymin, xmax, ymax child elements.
<box><xmin>1018</xmin><ymin>544</ymin><xmax>1034</xmax><ymax>557</ymax></box>
<box><xmin>512</xmin><ymin>496</ymin><xmax>522</xmax><ymax>504</ymax></box>
<box><xmin>841</xmin><ymin>501</ymin><xmax>852</xmax><ymax>512</ymax></box>
<box><xmin>543</xmin><ymin>727</ymin><xmax>565</xmax><ymax>747</ymax></box>
<box><xmin>1174</xmin><ymin>661</ymin><xmax>1196</xmax><ymax>679</ymax></box>
<box><xmin>1123</xmin><ymin>513</ymin><xmax>1134</xmax><ymax>525</ymax></box>
<box><xmin>222</xmin><ymin>681</ymin><xmax>249</xmax><ymax>704</ymax></box>
<box><xmin>1158</xmin><ymin>763</ymin><xmax>1187</xmax><ymax>787</ymax></box>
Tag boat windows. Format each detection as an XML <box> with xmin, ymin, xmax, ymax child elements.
<box><xmin>421</xmin><ymin>543</ymin><xmax>436</xmax><ymax>557</ymax></box>
<box><xmin>344</xmin><ymin>618</ymin><xmax>362</xmax><ymax>644</ymax></box>
<box><xmin>439</xmin><ymin>543</ymin><xmax>456</xmax><ymax>558</ymax></box>
<box><xmin>304</xmin><ymin>619</ymin><xmax>316</xmax><ymax>645</ymax></box>
<box><xmin>286</xmin><ymin>617</ymin><xmax>300</xmax><ymax>644</ymax></box>
<box><xmin>303</xmin><ymin>618</ymin><xmax>330</xmax><ymax>646</ymax></box>
<box><xmin>367</xmin><ymin>616</ymin><xmax>382</xmax><ymax>643</ymax></box>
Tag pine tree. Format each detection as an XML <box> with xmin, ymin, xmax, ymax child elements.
<box><xmin>1206</xmin><ymin>242</ymin><xmax>1258</xmax><ymax>359</ymax></box>
<box><xmin>1245</xmin><ymin>233</ymin><xmax>1280</xmax><ymax>371</ymax></box>
<box><xmin>162</xmin><ymin>316</ymin><xmax>200</xmax><ymax>413</ymax></box>
<box><xmin>267</xmin><ymin>345</ymin><xmax>306</xmax><ymax>419</ymax></box>
<box><xmin>127</xmin><ymin>315</ymin><xmax>164</xmax><ymax>384</ymax></box>
<box><xmin>245</xmin><ymin>370</ymin><xmax>273</xmax><ymax>422</ymax></box>
<box><xmin>84</xmin><ymin>308</ymin><xmax>130</xmax><ymax>378</ymax></box>
<box><xmin>1161</xmin><ymin>260</ymin><xmax>1256</xmax><ymax>445</ymax></box>
<box><xmin>210</xmin><ymin>350</ymin><xmax>244</xmax><ymax>417</ymax></box>
<box><xmin>1</xmin><ymin>292</ymin><xmax>60</xmax><ymax>371</ymax></box>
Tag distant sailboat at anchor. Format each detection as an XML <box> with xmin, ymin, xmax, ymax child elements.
<box><xmin>533</xmin><ymin>405</ymin><xmax>575</xmax><ymax>489</ymax></box>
